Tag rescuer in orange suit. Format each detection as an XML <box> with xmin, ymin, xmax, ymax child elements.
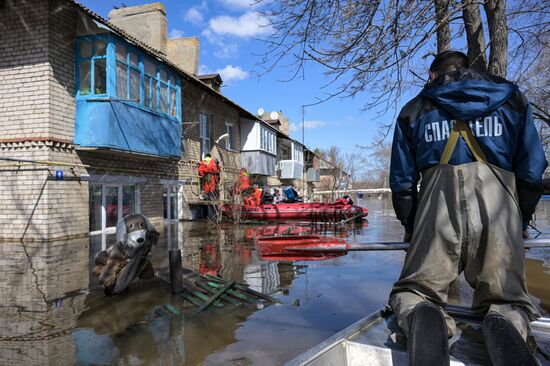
<box><xmin>252</xmin><ymin>185</ymin><xmax>263</xmax><ymax>206</ymax></box>
<box><xmin>239</xmin><ymin>168</ymin><xmax>251</xmax><ymax>192</ymax></box>
<box><xmin>234</xmin><ymin>168</ymin><xmax>251</xmax><ymax>196</ymax></box>
<box><xmin>244</xmin><ymin>184</ymin><xmax>262</xmax><ymax>206</ymax></box>
<box><xmin>198</xmin><ymin>153</ymin><xmax>220</xmax><ymax>197</ymax></box>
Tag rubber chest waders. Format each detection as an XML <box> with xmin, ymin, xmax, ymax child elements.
<box><xmin>389</xmin><ymin>119</ymin><xmax>540</xmax><ymax>339</ymax></box>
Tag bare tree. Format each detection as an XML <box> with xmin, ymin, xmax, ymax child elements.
<box><xmin>461</xmin><ymin>0</ymin><xmax>487</xmax><ymax>72</ymax></box>
<box><xmin>435</xmin><ymin>0</ymin><xmax>451</xmax><ymax>52</ymax></box>
<box><xmin>316</xmin><ymin>146</ymin><xmax>345</xmax><ymax>198</ymax></box>
<box><xmin>484</xmin><ymin>0</ymin><xmax>508</xmax><ymax>77</ymax></box>
<box><xmin>355</xmin><ymin>142</ymin><xmax>392</xmax><ymax>189</ymax></box>
<box><xmin>258</xmin><ymin>0</ymin><xmax>550</xmax><ymax>125</ymax></box>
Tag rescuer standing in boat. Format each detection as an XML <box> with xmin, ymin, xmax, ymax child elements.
<box><xmin>239</xmin><ymin>168</ymin><xmax>251</xmax><ymax>192</ymax></box>
<box><xmin>388</xmin><ymin>51</ymin><xmax>547</xmax><ymax>365</ymax></box>
<box><xmin>198</xmin><ymin>153</ymin><xmax>220</xmax><ymax>199</ymax></box>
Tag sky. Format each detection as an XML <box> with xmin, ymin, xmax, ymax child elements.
<box><xmin>78</xmin><ymin>0</ymin><xmax>419</xmax><ymax>154</ymax></box>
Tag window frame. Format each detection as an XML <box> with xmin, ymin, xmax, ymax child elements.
<box><xmin>89</xmin><ymin>183</ymin><xmax>140</xmax><ymax>235</ymax></box>
<box><xmin>292</xmin><ymin>142</ymin><xmax>304</xmax><ymax>163</ymax></box>
<box><xmin>75</xmin><ymin>34</ymin><xmax>182</xmax><ymax>122</ymax></box>
<box><xmin>259</xmin><ymin>126</ymin><xmax>276</xmax><ymax>155</ymax></box>
<box><xmin>75</xmin><ymin>35</ymin><xmax>109</xmax><ymax>98</ymax></box>
<box><xmin>161</xmin><ymin>182</ymin><xmax>185</xmax><ymax>222</ymax></box>
<box><xmin>225</xmin><ymin>122</ymin><xmax>236</xmax><ymax>151</ymax></box>
<box><xmin>200</xmin><ymin>112</ymin><xmax>213</xmax><ymax>158</ymax></box>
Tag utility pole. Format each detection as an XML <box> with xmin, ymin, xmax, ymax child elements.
<box><xmin>301</xmin><ymin>105</ymin><xmax>306</xmax><ymax>199</ymax></box>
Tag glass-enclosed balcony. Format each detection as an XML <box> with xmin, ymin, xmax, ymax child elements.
<box><xmin>74</xmin><ymin>34</ymin><xmax>182</xmax><ymax>159</ymax></box>
<box><xmin>277</xmin><ymin>140</ymin><xmax>304</xmax><ymax>180</ymax></box>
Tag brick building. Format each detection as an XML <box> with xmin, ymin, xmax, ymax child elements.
<box><xmin>0</xmin><ymin>0</ymin><xmax>268</xmax><ymax>242</ymax></box>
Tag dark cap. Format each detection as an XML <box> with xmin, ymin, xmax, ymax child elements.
<box><xmin>430</xmin><ymin>50</ymin><xmax>469</xmax><ymax>73</ymax></box>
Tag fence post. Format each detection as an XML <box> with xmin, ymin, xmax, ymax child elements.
<box><xmin>169</xmin><ymin>249</ymin><xmax>184</xmax><ymax>294</ymax></box>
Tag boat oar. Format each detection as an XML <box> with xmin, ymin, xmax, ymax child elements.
<box><xmin>285</xmin><ymin>238</ymin><xmax>550</xmax><ymax>254</ymax></box>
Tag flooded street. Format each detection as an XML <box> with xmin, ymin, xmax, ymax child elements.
<box><xmin>2</xmin><ymin>197</ymin><xmax>550</xmax><ymax>365</ymax></box>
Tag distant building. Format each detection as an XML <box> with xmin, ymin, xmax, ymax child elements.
<box><xmin>257</xmin><ymin>111</ymin><xmax>306</xmax><ymax>195</ymax></box>
<box><xmin>316</xmin><ymin>158</ymin><xmax>351</xmax><ymax>201</ymax></box>
<box><xmin>304</xmin><ymin>149</ymin><xmax>321</xmax><ymax>199</ymax></box>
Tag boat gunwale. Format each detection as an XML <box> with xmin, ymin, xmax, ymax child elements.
<box><xmin>284</xmin><ymin>306</ymin><xmax>550</xmax><ymax>366</ymax></box>
<box><xmin>283</xmin><ymin>309</ymin><xmax>384</xmax><ymax>366</ymax></box>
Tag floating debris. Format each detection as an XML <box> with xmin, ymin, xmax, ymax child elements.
<box><xmin>157</xmin><ymin>269</ymin><xmax>281</xmax><ymax>315</ymax></box>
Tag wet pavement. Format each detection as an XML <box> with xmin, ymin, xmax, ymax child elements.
<box><xmin>1</xmin><ymin>197</ymin><xmax>549</xmax><ymax>365</ymax></box>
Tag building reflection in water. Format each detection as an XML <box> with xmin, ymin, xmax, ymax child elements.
<box><xmin>0</xmin><ymin>237</ymin><xmax>89</xmax><ymax>365</ymax></box>
<box><xmin>1</xmin><ymin>220</ymin><xmax>367</xmax><ymax>365</ymax></box>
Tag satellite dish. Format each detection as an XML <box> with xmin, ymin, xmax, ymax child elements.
<box><xmin>257</xmin><ymin>108</ymin><xmax>264</xmax><ymax>117</ymax></box>
<box><xmin>270</xmin><ymin>111</ymin><xmax>279</xmax><ymax>120</ymax></box>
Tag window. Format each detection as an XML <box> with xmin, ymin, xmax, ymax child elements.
<box><xmin>293</xmin><ymin>143</ymin><xmax>303</xmax><ymax>163</ymax></box>
<box><xmin>280</xmin><ymin>146</ymin><xmax>291</xmax><ymax>160</ymax></box>
<box><xmin>225</xmin><ymin>123</ymin><xmax>236</xmax><ymax>150</ymax></box>
<box><xmin>143</xmin><ymin>58</ymin><xmax>157</xmax><ymax>110</ymax></box>
<box><xmin>260</xmin><ymin>126</ymin><xmax>276</xmax><ymax>154</ymax></box>
<box><xmin>77</xmin><ymin>38</ymin><xmax>107</xmax><ymax>96</ymax></box>
<box><xmin>116</xmin><ymin>44</ymin><xmax>141</xmax><ymax>103</ymax></box>
<box><xmin>76</xmin><ymin>35</ymin><xmax>181</xmax><ymax>120</ymax></box>
<box><xmin>200</xmin><ymin>112</ymin><xmax>212</xmax><ymax>158</ymax></box>
<box><xmin>114</xmin><ymin>44</ymin><xmax>179</xmax><ymax>117</ymax></box>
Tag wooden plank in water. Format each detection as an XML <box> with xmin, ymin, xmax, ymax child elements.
<box><xmin>190</xmin><ymin>281</ymin><xmax>235</xmax><ymax>315</ymax></box>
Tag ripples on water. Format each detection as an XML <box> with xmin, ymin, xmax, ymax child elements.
<box><xmin>1</xmin><ymin>198</ymin><xmax>549</xmax><ymax>365</ymax></box>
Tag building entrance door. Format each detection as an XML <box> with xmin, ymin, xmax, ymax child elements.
<box><xmin>163</xmin><ymin>184</ymin><xmax>181</xmax><ymax>222</ymax></box>
<box><xmin>89</xmin><ymin>183</ymin><xmax>139</xmax><ymax>234</ymax></box>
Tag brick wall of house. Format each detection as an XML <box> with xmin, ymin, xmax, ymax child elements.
<box><xmin>0</xmin><ymin>1</ymin><xmax>183</xmax><ymax>240</ymax></box>
<box><xmin>180</xmin><ymin>81</ymin><xmax>242</xmax><ymax>206</ymax></box>
<box><xmin>0</xmin><ymin>0</ymin><xmax>51</xmax><ymax>240</ymax></box>
<box><xmin>0</xmin><ymin>0</ymin><xmax>50</xmax><ymax>141</ymax></box>
<box><xmin>0</xmin><ymin>1</ymin><xmax>87</xmax><ymax>241</ymax></box>
<box><xmin>49</xmin><ymin>0</ymin><xmax>78</xmax><ymax>142</ymax></box>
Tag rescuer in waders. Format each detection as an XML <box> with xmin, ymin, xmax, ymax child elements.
<box><xmin>198</xmin><ymin>153</ymin><xmax>220</xmax><ymax>199</ymax></box>
<box><xmin>388</xmin><ymin>50</ymin><xmax>547</xmax><ymax>366</ymax></box>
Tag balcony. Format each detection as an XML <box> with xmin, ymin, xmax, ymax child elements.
<box><xmin>73</xmin><ymin>35</ymin><xmax>182</xmax><ymax>159</ymax></box>
<box><xmin>278</xmin><ymin>160</ymin><xmax>304</xmax><ymax>180</ymax></box>
<box><xmin>74</xmin><ymin>99</ymin><xmax>181</xmax><ymax>158</ymax></box>
<box><xmin>241</xmin><ymin>151</ymin><xmax>276</xmax><ymax>176</ymax></box>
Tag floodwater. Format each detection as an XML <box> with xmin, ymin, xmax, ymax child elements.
<box><xmin>1</xmin><ymin>197</ymin><xmax>549</xmax><ymax>365</ymax></box>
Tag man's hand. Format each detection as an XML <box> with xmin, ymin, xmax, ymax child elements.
<box><xmin>522</xmin><ymin>229</ymin><xmax>530</xmax><ymax>239</ymax></box>
<box><xmin>403</xmin><ymin>233</ymin><xmax>412</xmax><ymax>242</ymax></box>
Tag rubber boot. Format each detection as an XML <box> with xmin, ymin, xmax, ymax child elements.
<box><xmin>482</xmin><ymin>312</ymin><xmax>540</xmax><ymax>366</ymax></box>
<box><xmin>408</xmin><ymin>302</ymin><xmax>450</xmax><ymax>366</ymax></box>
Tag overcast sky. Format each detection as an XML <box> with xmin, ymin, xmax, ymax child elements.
<box><xmin>79</xmin><ymin>0</ymin><xmax>422</xmax><ymax>153</ymax></box>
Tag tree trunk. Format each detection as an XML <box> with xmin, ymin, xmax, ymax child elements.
<box><xmin>484</xmin><ymin>0</ymin><xmax>508</xmax><ymax>77</ymax></box>
<box><xmin>461</xmin><ymin>0</ymin><xmax>487</xmax><ymax>72</ymax></box>
<box><xmin>434</xmin><ymin>0</ymin><xmax>451</xmax><ymax>52</ymax></box>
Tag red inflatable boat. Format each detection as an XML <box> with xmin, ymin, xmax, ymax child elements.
<box><xmin>256</xmin><ymin>235</ymin><xmax>348</xmax><ymax>261</ymax></box>
<box><xmin>221</xmin><ymin>202</ymin><xmax>368</xmax><ymax>222</ymax></box>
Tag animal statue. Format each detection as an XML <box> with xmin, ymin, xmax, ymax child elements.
<box><xmin>93</xmin><ymin>214</ymin><xmax>159</xmax><ymax>296</ymax></box>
